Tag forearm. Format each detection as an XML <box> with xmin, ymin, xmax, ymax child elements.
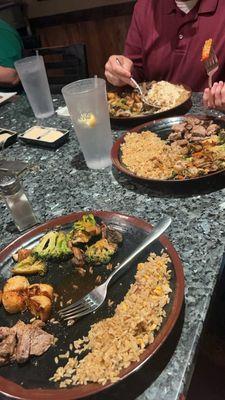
<box><xmin>0</xmin><ymin>66</ymin><xmax>19</xmax><ymax>86</ymax></box>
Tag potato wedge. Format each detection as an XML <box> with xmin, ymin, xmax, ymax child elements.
<box><xmin>3</xmin><ymin>276</ymin><xmax>29</xmax><ymax>292</ymax></box>
<box><xmin>28</xmin><ymin>295</ymin><xmax>52</xmax><ymax>322</ymax></box>
<box><xmin>28</xmin><ymin>284</ymin><xmax>53</xmax><ymax>300</ymax></box>
<box><xmin>2</xmin><ymin>291</ymin><xmax>27</xmax><ymax>313</ymax></box>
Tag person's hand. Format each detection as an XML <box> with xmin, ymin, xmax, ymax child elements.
<box><xmin>105</xmin><ymin>55</ymin><xmax>134</xmax><ymax>87</ymax></box>
<box><xmin>203</xmin><ymin>81</ymin><xmax>225</xmax><ymax>111</ymax></box>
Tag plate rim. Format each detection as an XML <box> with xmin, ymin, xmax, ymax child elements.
<box><xmin>0</xmin><ymin>210</ymin><xmax>184</xmax><ymax>400</ymax></box>
<box><xmin>111</xmin><ymin>113</ymin><xmax>225</xmax><ymax>183</ymax></box>
<box><xmin>108</xmin><ymin>82</ymin><xmax>192</xmax><ymax>121</ymax></box>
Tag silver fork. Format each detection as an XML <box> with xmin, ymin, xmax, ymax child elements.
<box><xmin>203</xmin><ymin>47</ymin><xmax>219</xmax><ymax>89</ymax></box>
<box><xmin>58</xmin><ymin>216</ymin><xmax>171</xmax><ymax>321</ymax></box>
<box><xmin>115</xmin><ymin>58</ymin><xmax>159</xmax><ymax>110</ymax></box>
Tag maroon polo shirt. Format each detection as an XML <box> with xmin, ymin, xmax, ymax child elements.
<box><xmin>124</xmin><ymin>0</ymin><xmax>225</xmax><ymax>91</ymax></box>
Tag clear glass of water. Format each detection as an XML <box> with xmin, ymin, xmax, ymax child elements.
<box><xmin>62</xmin><ymin>78</ymin><xmax>113</xmax><ymax>169</ymax></box>
<box><xmin>15</xmin><ymin>55</ymin><xmax>54</xmax><ymax>119</ymax></box>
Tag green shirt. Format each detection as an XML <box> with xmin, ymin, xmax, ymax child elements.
<box><xmin>0</xmin><ymin>19</ymin><xmax>23</xmax><ymax>69</ymax></box>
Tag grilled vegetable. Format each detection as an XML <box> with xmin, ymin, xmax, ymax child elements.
<box><xmin>12</xmin><ymin>256</ymin><xmax>46</xmax><ymax>276</ymax></box>
<box><xmin>71</xmin><ymin>214</ymin><xmax>101</xmax><ymax>246</ymax></box>
<box><xmin>201</xmin><ymin>38</ymin><xmax>213</xmax><ymax>62</ymax></box>
<box><xmin>32</xmin><ymin>231</ymin><xmax>72</xmax><ymax>261</ymax></box>
<box><xmin>85</xmin><ymin>239</ymin><xmax>117</xmax><ymax>265</ymax></box>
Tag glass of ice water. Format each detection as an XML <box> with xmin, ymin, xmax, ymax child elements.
<box><xmin>62</xmin><ymin>78</ymin><xmax>113</xmax><ymax>169</ymax></box>
<box><xmin>15</xmin><ymin>55</ymin><xmax>54</xmax><ymax>119</ymax></box>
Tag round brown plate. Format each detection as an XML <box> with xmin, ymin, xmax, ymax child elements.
<box><xmin>0</xmin><ymin>211</ymin><xmax>184</xmax><ymax>400</ymax></box>
<box><xmin>111</xmin><ymin>114</ymin><xmax>225</xmax><ymax>195</ymax></box>
<box><xmin>108</xmin><ymin>82</ymin><xmax>192</xmax><ymax>124</ymax></box>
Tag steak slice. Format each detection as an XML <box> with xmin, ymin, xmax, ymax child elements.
<box><xmin>30</xmin><ymin>322</ymin><xmax>54</xmax><ymax>356</ymax></box>
<box><xmin>0</xmin><ymin>320</ymin><xmax>54</xmax><ymax>366</ymax></box>
<box><xmin>0</xmin><ymin>333</ymin><xmax>16</xmax><ymax>364</ymax></box>
<box><xmin>15</xmin><ymin>324</ymin><xmax>31</xmax><ymax>364</ymax></box>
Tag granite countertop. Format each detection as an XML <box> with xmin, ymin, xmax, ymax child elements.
<box><xmin>0</xmin><ymin>93</ymin><xmax>225</xmax><ymax>400</ymax></box>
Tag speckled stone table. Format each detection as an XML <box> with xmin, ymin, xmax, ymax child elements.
<box><xmin>0</xmin><ymin>93</ymin><xmax>225</xmax><ymax>400</ymax></box>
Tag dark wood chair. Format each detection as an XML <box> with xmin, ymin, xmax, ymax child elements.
<box><xmin>25</xmin><ymin>44</ymin><xmax>89</xmax><ymax>94</ymax></box>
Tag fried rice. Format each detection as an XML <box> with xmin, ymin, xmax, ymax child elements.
<box><xmin>121</xmin><ymin>131</ymin><xmax>184</xmax><ymax>180</ymax></box>
<box><xmin>51</xmin><ymin>252</ymin><xmax>171</xmax><ymax>386</ymax></box>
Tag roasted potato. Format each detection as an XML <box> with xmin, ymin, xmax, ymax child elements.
<box><xmin>2</xmin><ymin>291</ymin><xmax>27</xmax><ymax>313</ymax></box>
<box><xmin>28</xmin><ymin>295</ymin><xmax>52</xmax><ymax>322</ymax></box>
<box><xmin>3</xmin><ymin>276</ymin><xmax>29</xmax><ymax>293</ymax></box>
<box><xmin>2</xmin><ymin>276</ymin><xmax>29</xmax><ymax>314</ymax></box>
<box><xmin>28</xmin><ymin>284</ymin><xmax>53</xmax><ymax>300</ymax></box>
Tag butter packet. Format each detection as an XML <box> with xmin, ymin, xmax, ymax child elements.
<box><xmin>19</xmin><ymin>126</ymin><xmax>69</xmax><ymax>149</ymax></box>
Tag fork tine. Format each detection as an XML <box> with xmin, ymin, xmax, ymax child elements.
<box><xmin>62</xmin><ymin>304</ymin><xmax>97</xmax><ymax>320</ymax></box>
<box><xmin>58</xmin><ymin>295</ymin><xmax>91</xmax><ymax>314</ymax></box>
<box><xmin>59</xmin><ymin>302</ymin><xmax>92</xmax><ymax>317</ymax></box>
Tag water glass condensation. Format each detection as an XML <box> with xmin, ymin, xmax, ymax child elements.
<box><xmin>62</xmin><ymin>78</ymin><xmax>113</xmax><ymax>169</ymax></box>
<box><xmin>15</xmin><ymin>55</ymin><xmax>54</xmax><ymax>119</ymax></box>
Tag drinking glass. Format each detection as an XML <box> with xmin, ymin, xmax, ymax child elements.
<box><xmin>15</xmin><ymin>55</ymin><xmax>54</xmax><ymax>119</ymax></box>
<box><xmin>62</xmin><ymin>78</ymin><xmax>113</xmax><ymax>169</ymax></box>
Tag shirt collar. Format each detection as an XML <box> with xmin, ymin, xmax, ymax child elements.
<box><xmin>164</xmin><ymin>0</ymin><xmax>219</xmax><ymax>15</ymax></box>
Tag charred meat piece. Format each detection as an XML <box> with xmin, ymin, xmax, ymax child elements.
<box><xmin>168</xmin><ymin>131</ymin><xmax>183</xmax><ymax>141</ymax></box>
<box><xmin>30</xmin><ymin>324</ymin><xmax>54</xmax><ymax>356</ymax></box>
<box><xmin>105</xmin><ymin>227</ymin><xmax>123</xmax><ymax>245</ymax></box>
<box><xmin>207</xmin><ymin>123</ymin><xmax>220</xmax><ymax>135</ymax></box>
<box><xmin>15</xmin><ymin>322</ymin><xmax>31</xmax><ymax>364</ymax></box>
<box><xmin>0</xmin><ymin>320</ymin><xmax>54</xmax><ymax>367</ymax></box>
<box><xmin>71</xmin><ymin>247</ymin><xmax>85</xmax><ymax>267</ymax></box>
<box><xmin>191</xmin><ymin>125</ymin><xmax>207</xmax><ymax>137</ymax></box>
<box><xmin>171</xmin><ymin>122</ymin><xmax>187</xmax><ymax>133</ymax></box>
<box><xmin>0</xmin><ymin>333</ymin><xmax>16</xmax><ymax>365</ymax></box>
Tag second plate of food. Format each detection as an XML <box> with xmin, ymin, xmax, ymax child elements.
<box><xmin>0</xmin><ymin>211</ymin><xmax>184</xmax><ymax>400</ymax></box>
<box><xmin>111</xmin><ymin>114</ymin><xmax>225</xmax><ymax>194</ymax></box>
<box><xmin>108</xmin><ymin>80</ymin><xmax>192</xmax><ymax>124</ymax></box>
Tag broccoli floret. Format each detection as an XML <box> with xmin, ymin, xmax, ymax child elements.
<box><xmin>73</xmin><ymin>214</ymin><xmax>96</xmax><ymax>232</ymax></box>
<box><xmin>85</xmin><ymin>239</ymin><xmax>117</xmax><ymax>265</ymax></box>
<box><xmin>12</xmin><ymin>255</ymin><xmax>46</xmax><ymax>276</ymax></box>
<box><xmin>32</xmin><ymin>231</ymin><xmax>72</xmax><ymax>261</ymax></box>
<box><xmin>71</xmin><ymin>214</ymin><xmax>101</xmax><ymax>245</ymax></box>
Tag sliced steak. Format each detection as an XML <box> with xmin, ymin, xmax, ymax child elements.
<box><xmin>207</xmin><ymin>123</ymin><xmax>220</xmax><ymax>134</ymax></box>
<box><xmin>15</xmin><ymin>324</ymin><xmax>31</xmax><ymax>364</ymax></box>
<box><xmin>192</xmin><ymin>125</ymin><xmax>207</xmax><ymax>137</ymax></box>
<box><xmin>0</xmin><ymin>327</ymin><xmax>11</xmax><ymax>339</ymax></box>
<box><xmin>0</xmin><ymin>320</ymin><xmax>54</xmax><ymax>366</ymax></box>
<box><xmin>0</xmin><ymin>333</ymin><xmax>16</xmax><ymax>359</ymax></box>
<box><xmin>30</xmin><ymin>325</ymin><xmax>54</xmax><ymax>356</ymax></box>
<box><xmin>171</xmin><ymin>122</ymin><xmax>187</xmax><ymax>133</ymax></box>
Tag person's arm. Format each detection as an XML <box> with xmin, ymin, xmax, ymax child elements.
<box><xmin>0</xmin><ymin>66</ymin><xmax>19</xmax><ymax>86</ymax></box>
<box><xmin>105</xmin><ymin>55</ymin><xmax>133</xmax><ymax>87</ymax></box>
<box><xmin>203</xmin><ymin>81</ymin><xmax>225</xmax><ymax>111</ymax></box>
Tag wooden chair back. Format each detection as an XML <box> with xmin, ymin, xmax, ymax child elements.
<box><xmin>25</xmin><ymin>44</ymin><xmax>89</xmax><ymax>93</ymax></box>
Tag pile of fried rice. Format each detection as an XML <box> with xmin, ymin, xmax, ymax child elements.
<box><xmin>50</xmin><ymin>252</ymin><xmax>171</xmax><ymax>386</ymax></box>
<box><xmin>121</xmin><ymin>131</ymin><xmax>184</xmax><ymax>180</ymax></box>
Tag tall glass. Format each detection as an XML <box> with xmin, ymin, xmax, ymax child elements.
<box><xmin>62</xmin><ymin>78</ymin><xmax>113</xmax><ymax>169</ymax></box>
<box><xmin>15</xmin><ymin>55</ymin><xmax>54</xmax><ymax>119</ymax></box>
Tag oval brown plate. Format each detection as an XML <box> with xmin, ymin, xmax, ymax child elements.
<box><xmin>0</xmin><ymin>211</ymin><xmax>184</xmax><ymax>400</ymax></box>
<box><xmin>111</xmin><ymin>114</ymin><xmax>225</xmax><ymax>195</ymax></box>
<box><xmin>108</xmin><ymin>82</ymin><xmax>192</xmax><ymax>124</ymax></box>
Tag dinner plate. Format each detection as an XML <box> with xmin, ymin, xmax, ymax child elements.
<box><xmin>0</xmin><ymin>211</ymin><xmax>184</xmax><ymax>400</ymax></box>
<box><xmin>111</xmin><ymin>114</ymin><xmax>225</xmax><ymax>195</ymax></box>
<box><xmin>0</xmin><ymin>92</ymin><xmax>17</xmax><ymax>105</ymax></box>
<box><xmin>108</xmin><ymin>83</ymin><xmax>192</xmax><ymax>124</ymax></box>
